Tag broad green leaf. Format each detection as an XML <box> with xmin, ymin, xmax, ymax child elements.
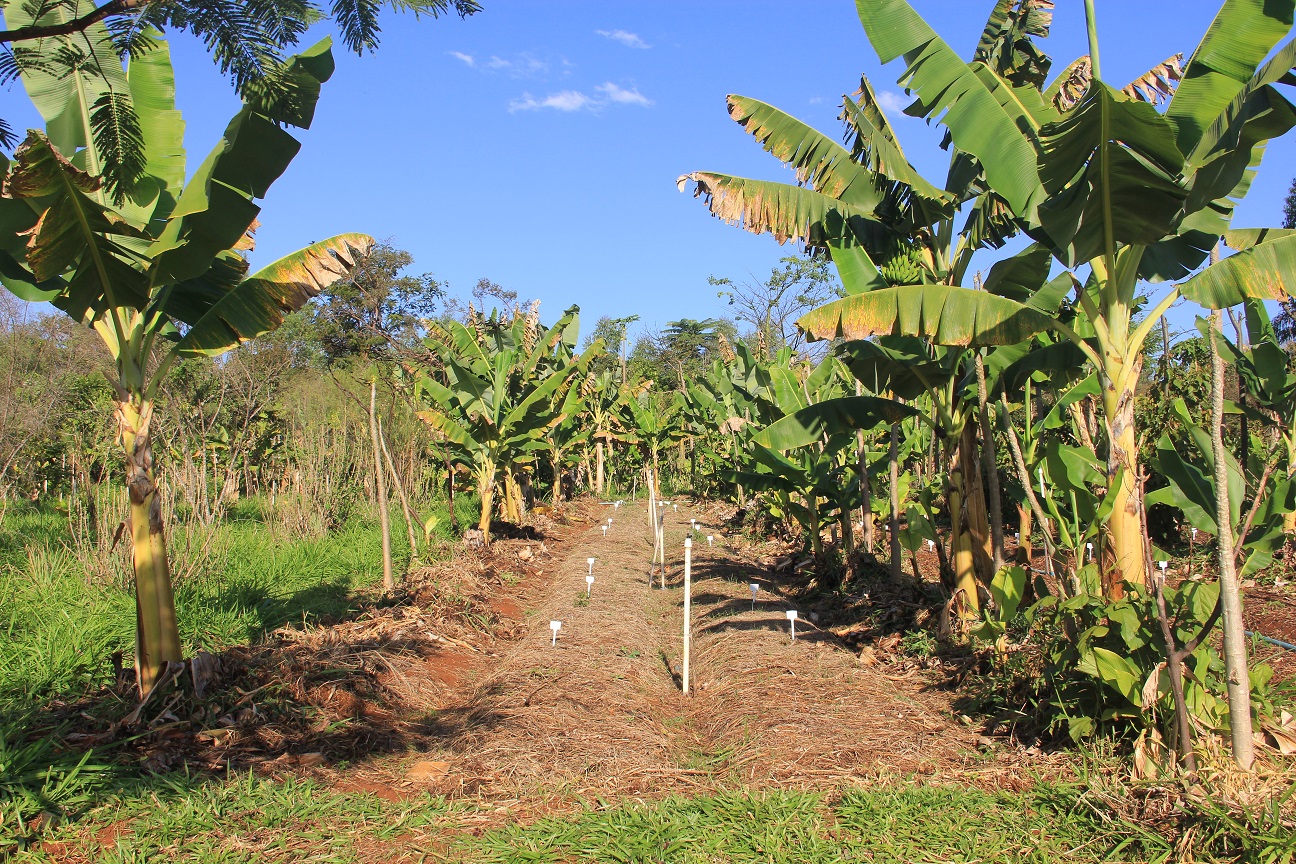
<box><xmin>416</xmin><ymin>408</ymin><xmax>479</xmax><ymax>454</ymax></box>
<box><xmin>828</xmin><ymin>240</ymin><xmax>886</xmax><ymax>294</ymax></box>
<box><xmin>754</xmin><ymin>396</ymin><xmax>918</xmax><ymax>451</ymax></box>
<box><xmin>836</xmin><ymin>91</ymin><xmax>953</xmax><ymax>217</ymax></box>
<box><xmin>727</xmin><ymin>96</ymin><xmax>893</xmax><ymax>209</ymax></box>
<box><xmin>1224</xmin><ymin>227</ymin><xmax>1296</xmax><ymax>249</ymax></box>
<box><xmin>989</xmin><ymin>565</ymin><xmax>1027</xmax><ymax>622</ymax></box>
<box><xmin>1091</xmin><ymin>647</ymin><xmax>1144</xmax><ymax>706</ymax></box>
<box><xmin>127</xmin><ymin>35</ymin><xmax>186</xmax><ymax>225</ymax></box>
<box><xmin>1148</xmin><ymin>432</ymin><xmax>1219</xmax><ymax>534</ymax></box>
<box><xmin>855</xmin><ymin>0</ymin><xmax>1045</xmax><ymax>220</ymax></box>
<box><xmin>9</xmin><ymin>1</ymin><xmax>134</xmax><ymax>195</ymax></box>
<box><xmin>1036</xmin><ymin>83</ymin><xmax>1188</xmax><ymax>267</ymax></box>
<box><xmin>981</xmin><ymin>242</ymin><xmax>1052</xmax><ymax>302</ymax></box>
<box><xmin>1181</xmin><ymin>86</ymin><xmax>1296</xmax><ymax>228</ymax></box>
<box><xmin>148</xmin><ymin>40</ymin><xmax>336</xmax><ymax>285</ymax></box>
<box><xmin>1166</xmin><ymin>0</ymin><xmax>1296</xmax><ymax>157</ymax></box>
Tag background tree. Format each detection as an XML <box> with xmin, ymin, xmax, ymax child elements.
<box><xmin>709</xmin><ymin>254</ymin><xmax>840</xmax><ymax>359</ymax></box>
<box><xmin>1277</xmin><ymin>177</ymin><xmax>1296</xmax><ymax>342</ymax></box>
<box><xmin>583</xmin><ymin>313</ymin><xmax>639</xmax><ymax>380</ymax></box>
<box><xmin>630</xmin><ymin>318</ymin><xmax>737</xmax><ymax>388</ymax></box>
<box><xmin>309</xmin><ymin>241</ymin><xmax>442</xmax><ymax>364</ymax></box>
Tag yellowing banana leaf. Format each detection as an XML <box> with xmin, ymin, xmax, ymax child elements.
<box><xmin>172</xmin><ymin>233</ymin><xmax>373</xmax><ymax>356</ymax></box>
<box><xmin>1180</xmin><ymin>232</ymin><xmax>1296</xmax><ymax>307</ymax></box>
<box><xmin>797</xmin><ymin>284</ymin><xmax>1057</xmax><ymax>347</ymax></box>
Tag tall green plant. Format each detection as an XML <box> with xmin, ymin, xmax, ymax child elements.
<box><xmin>795</xmin><ymin>0</ymin><xmax>1296</xmax><ymax>598</ymax></box>
<box><xmin>413</xmin><ymin>305</ymin><xmax>597</xmax><ymax>541</ymax></box>
<box><xmin>0</xmin><ymin>33</ymin><xmax>371</xmax><ymax>695</ymax></box>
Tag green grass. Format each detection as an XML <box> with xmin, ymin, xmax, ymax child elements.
<box><xmin>0</xmin><ymin>495</ymin><xmax>466</xmax><ymax>847</ymax></box>
<box><xmin>9</xmin><ymin>772</ymin><xmax>459</xmax><ymax>862</ymax></box>
<box><xmin>463</xmin><ymin>784</ymin><xmax>1180</xmax><ymax>864</ymax></box>
<box><xmin>6</xmin><ymin>779</ymin><xmax>1173</xmax><ymax>864</ymax></box>
<box><xmin>0</xmin><ymin>502</ymin><xmax>427</xmax><ymax>709</ymax></box>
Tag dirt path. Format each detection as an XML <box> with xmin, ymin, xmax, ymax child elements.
<box><xmin>377</xmin><ymin>499</ymin><xmax>974</xmax><ymax>805</ymax></box>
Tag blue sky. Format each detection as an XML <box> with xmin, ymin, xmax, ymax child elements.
<box><xmin>5</xmin><ymin>0</ymin><xmax>1294</xmax><ymax>344</ymax></box>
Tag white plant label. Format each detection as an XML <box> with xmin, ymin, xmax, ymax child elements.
<box><xmin>549</xmin><ymin>620</ymin><xmax>561</xmax><ymax>646</ymax></box>
<box><xmin>587</xmin><ymin>557</ymin><xmax>596</xmax><ymax>575</ymax></box>
<box><xmin>707</xmin><ymin>535</ymin><xmax>714</xmax><ymax>547</ymax></box>
<box><xmin>750</xmin><ymin>583</ymin><xmax>759</xmax><ymax>610</ymax></box>
<box><xmin>1086</xmin><ymin>542</ymin><xmax>1093</xmax><ymax>562</ymax></box>
<box><xmin>601</xmin><ymin>525</ymin><xmax>607</xmax><ymax>537</ymax></box>
<box><xmin>927</xmin><ymin>539</ymin><xmax>935</xmax><ymax>552</ymax></box>
<box><xmin>786</xmin><ymin>609</ymin><xmax>798</xmax><ymax>641</ymax></box>
<box><xmin>586</xmin><ymin>574</ymin><xmax>594</xmax><ymax>596</ymax></box>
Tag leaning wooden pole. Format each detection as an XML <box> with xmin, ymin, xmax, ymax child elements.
<box><xmin>379</xmin><ymin>417</ymin><xmax>419</xmax><ymax>566</ymax></box>
<box><xmin>369</xmin><ymin>379</ymin><xmax>394</xmax><ymax>592</ymax></box>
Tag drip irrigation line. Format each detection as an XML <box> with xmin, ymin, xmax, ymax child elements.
<box><xmin>1248</xmin><ymin>631</ymin><xmax>1296</xmax><ymax>652</ymax></box>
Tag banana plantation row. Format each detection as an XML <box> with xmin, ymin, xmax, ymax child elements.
<box><xmin>3</xmin><ymin>0</ymin><xmax>1295</xmax><ymax>779</ymax></box>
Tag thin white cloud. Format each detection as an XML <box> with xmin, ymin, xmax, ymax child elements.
<box><xmin>808</xmin><ymin>96</ymin><xmax>824</xmax><ymax>105</ymax></box>
<box><xmin>876</xmin><ymin>90</ymin><xmax>912</xmax><ymax>114</ymax></box>
<box><xmin>596</xmin><ymin>82</ymin><xmax>653</xmax><ymax>107</ymax></box>
<box><xmin>459</xmin><ymin>53</ymin><xmax>548</xmax><ymax>77</ymax></box>
<box><xmin>509</xmin><ymin>90</ymin><xmax>596</xmax><ymax>112</ymax></box>
<box><xmin>596</xmin><ymin>29</ymin><xmax>650</xmax><ymax>49</ymax></box>
<box><xmin>508</xmin><ymin>83</ymin><xmax>654</xmax><ymax>114</ymax></box>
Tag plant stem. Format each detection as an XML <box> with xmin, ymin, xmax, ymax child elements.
<box><xmin>1210</xmin><ymin>309</ymin><xmax>1254</xmax><ymax>769</ymax></box>
<box><xmin>1084</xmin><ymin>0</ymin><xmax>1102</xmax><ymax>80</ymax></box>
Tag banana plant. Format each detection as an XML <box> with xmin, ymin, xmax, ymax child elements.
<box><xmin>679</xmin><ymin>1</ymin><xmax>1076</xmax><ymax>610</ymax></box>
<box><xmin>413</xmin><ymin>304</ymin><xmax>596</xmax><ymax>541</ymax></box>
<box><xmin>621</xmin><ymin>389</ymin><xmax>685</xmax><ymax>492</ymax></box>
<box><xmin>580</xmin><ymin>369</ymin><xmax>626</xmax><ymax>494</ymax></box>
<box><xmin>537</xmin><ymin>368</ymin><xmax>596</xmax><ymax>503</ymax></box>
<box><xmin>797</xmin><ymin>0</ymin><xmax>1296</xmax><ymax>597</ymax></box>
<box><xmin>0</xmin><ymin>32</ymin><xmax>371</xmax><ymax>696</ymax></box>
